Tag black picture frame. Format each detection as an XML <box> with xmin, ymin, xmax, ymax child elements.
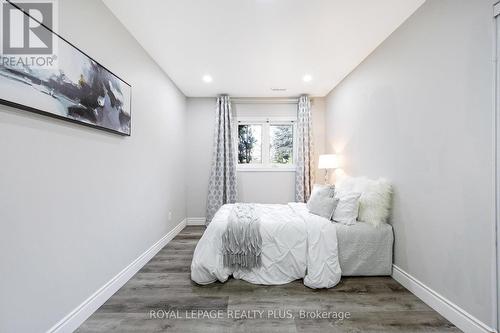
<box><xmin>0</xmin><ymin>0</ymin><xmax>132</xmax><ymax>136</ymax></box>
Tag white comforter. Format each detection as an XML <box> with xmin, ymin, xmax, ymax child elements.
<box><xmin>191</xmin><ymin>203</ymin><xmax>341</xmax><ymax>289</ymax></box>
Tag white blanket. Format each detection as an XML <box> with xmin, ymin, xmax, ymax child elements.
<box><xmin>191</xmin><ymin>203</ymin><xmax>341</xmax><ymax>289</ymax></box>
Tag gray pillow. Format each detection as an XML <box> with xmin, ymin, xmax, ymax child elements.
<box><xmin>306</xmin><ymin>184</ymin><xmax>339</xmax><ymax>220</ymax></box>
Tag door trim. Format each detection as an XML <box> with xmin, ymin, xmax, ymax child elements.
<box><xmin>494</xmin><ymin>3</ymin><xmax>500</xmax><ymax>331</ymax></box>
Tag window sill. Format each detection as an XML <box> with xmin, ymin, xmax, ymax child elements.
<box><xmin>237</xmin><ymin>167</ymin><xmax>296</xmax><ymax>172</ymax></box>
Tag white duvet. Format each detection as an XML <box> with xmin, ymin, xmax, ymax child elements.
<box><xmin>191</xmin><ymin>203</ymin><xmax>341</xmax><ymax>289</ymax></box>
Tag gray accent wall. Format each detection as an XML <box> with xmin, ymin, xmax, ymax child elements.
<box><xmin>325</xmin><ymin>0</ymin><xmax>496</xmax><ymax>327</ymax></box>
<box><xmin>0</xmin><ymin>1</ymin><xmax>187</xmax><ymax>332</ymax></box>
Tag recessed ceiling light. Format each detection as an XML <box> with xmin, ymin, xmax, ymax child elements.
<box><xmin>303</xmin><ymin>74</ymin><xmax>312</xmax><ymax>82</ymax></box>
<box><xmin>202</xmin><ymin>75</ymin><xmax>213</xmax><ymax>83</ymax></box>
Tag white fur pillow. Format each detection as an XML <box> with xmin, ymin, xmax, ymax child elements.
<box><xmin>336</xmin><ymin>176</ymin><xmax>392</xmax><ymax>227</ymax></box>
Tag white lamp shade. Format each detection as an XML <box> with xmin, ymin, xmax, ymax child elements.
<box><xmin>318</xmin><ymin>154</ymin><xmax>339</xmax><ymax>169</ymax></box>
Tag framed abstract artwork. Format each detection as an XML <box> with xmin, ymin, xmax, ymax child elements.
<box><xmin>0</xmin><ymin>0</ymin><xmax>132</xmax><ymax>135</ymax></box>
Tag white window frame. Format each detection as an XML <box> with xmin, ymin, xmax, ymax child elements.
<box><xmin>236</xmin><ymin>116</ymin><xmax>297</xmax><ymax>172</ymax></box>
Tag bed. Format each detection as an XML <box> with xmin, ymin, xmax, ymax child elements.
<box><xmin>191</xmin><ymin>202</ymin><xmax>393</xmax><ymax>288</ymax></box>
<box><xmin>337</xmin><ymin>221</ymin><xmax>393</xmax><ymax>276</ymax></box>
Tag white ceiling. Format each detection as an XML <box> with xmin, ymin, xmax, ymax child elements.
<box><xmin>103</xmin><ymin>0</ymin><xmax>425</xmax><ymax>97</ymax></box>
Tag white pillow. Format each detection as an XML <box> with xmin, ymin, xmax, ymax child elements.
<box><xmin>307</xmin><ymin>184</ymin><xmax>338</xmax><ymax>220</ymax></box>
<box><xmin>336</xmin><ymin>176</ymin><xmax>393</xmax><ymax>227</ymax></box>
<box><xmin>332</xmin><ymin>191</ymin><xmax>361</xmax><ymax>225</ymax></box>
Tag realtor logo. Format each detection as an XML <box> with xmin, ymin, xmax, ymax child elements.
<box><xmin>1</xmin><ymin>0</ymin><xmax>56</xmax><ymax>55</ymax></box>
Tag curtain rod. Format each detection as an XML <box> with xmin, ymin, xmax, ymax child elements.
<box><xmin>231</xmin><ymin>97</ymin><xmax>301</xmax><ymax>104</ymax></box>
<box><xmin>218</xmin><ymin>96</ymin><xmax>316</xmax><ymax>104</ymax></box>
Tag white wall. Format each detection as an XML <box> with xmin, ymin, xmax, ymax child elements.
<box><xmin>0</xmin><ymin>1</ymin><xmax>187</xmax><ymax>332</ymax></box>
<box><xmin>186</xmin><ymin>97</ymin><xmax>326</xmax><ymax>218</ymax></box>
<box><xmin>325</xmin><ymin>0</ymin><xmax>495</xmax><ymax>328</ymax></box>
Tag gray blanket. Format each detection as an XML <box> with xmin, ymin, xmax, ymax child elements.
<box><xmin>222</xmin><ymin>204</ymin><xmax>262</xmax><ymax>270</ymax></box>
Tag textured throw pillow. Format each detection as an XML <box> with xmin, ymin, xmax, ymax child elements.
<box><xmin>332</xmin><ymin>191</ymin><xmax>361</xmax><ymax>225</ymax></box>
<box><xmin>306</xmin><ymin>184</ymin><xmax>339</xmax><ymax>220</ymax></box>
<box><xmin>336</xmin><ymin>176</ymin><xmax>393</xmax><ymax>227</ymax></box>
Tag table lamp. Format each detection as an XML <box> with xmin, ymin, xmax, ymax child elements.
<box><xmin>318</xmin><ymin>154</ymin><xmax>339</xmax><ymax>184</ymax></box>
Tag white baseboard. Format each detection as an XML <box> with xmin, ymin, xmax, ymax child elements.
<box><xmin>392</xmin><ymin>265</ymin><xmax>497</xmax><ymax>333</ymax></box>
<box><xmin>47</xmin><ymin>218</ymin><xmax>187</xmax><ymax>333</ymax></box>
<box><xmin>187</xmin><ymin>217</ymin><xmax>206</xmax><ymax>226</ymax></box>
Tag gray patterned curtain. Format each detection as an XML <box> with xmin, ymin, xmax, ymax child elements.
<box><xmin>295</xmin><ymin>95</ymin><xmax>315</xmax><ymax>202</ymax></box>
<box><xmin>206</xmin><ymin>95</ymin><xmax>238</xmax><ymax>224</ymax></box>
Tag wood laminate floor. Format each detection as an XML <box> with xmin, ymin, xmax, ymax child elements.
<box><xmin>76</xmin><ymin>226</ymin><xmax>460</xmax><ymax>333</ymax></box>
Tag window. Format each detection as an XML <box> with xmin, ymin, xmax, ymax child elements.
<box><xmin>237</xmin><ymin>118</ymin><xmax>296</xmax><ymax>170</ymax></box>
<box><xmin>238</xmin><ymin>124</ymin><xmax>262</xmax><ymax>164</ymax></box>
<box><xmin>270</xmin><ymin>124</ymin><xmax>294</xmax><ymax>165</ymax></box>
